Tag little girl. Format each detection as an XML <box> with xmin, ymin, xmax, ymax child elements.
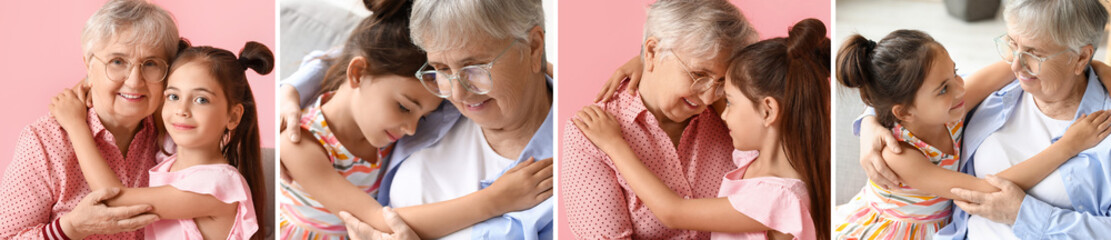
<box><xmin>833</xmin><ymin>30</ymin><xmax>1111</xmax><ymax>239</ymax></box>
<box><xmin>575</xmin><ymin>19</ymin><xmax>830</xmax><ymax>240</ymax></box>
<box><xmin>277</xmin><ymin>0</ymin><xmax>553</xmax><ymax>239</ymax></box>
<box><xmin>49</xmin><ymin>41</ymin><xmax>272</xmax><ymax>239</ymax></box>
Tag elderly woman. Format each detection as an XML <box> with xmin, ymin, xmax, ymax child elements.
<box><xmin>561</xmin><ymin>0</ymin><xmax>758</xmax><ymax>238</ymax></box>
<box><xmin>855</xmin><ymin>0</ymin><xmax>1111</xmax><ymax>238</ymax></box>
<box><xmin>280</xmin><ymin>0</ymin><xmax>554</xmax><ymax>239</ymax></box>
<box><xmin>0</xmin><ymin>0</ymin><xmax>177</xmax><ymax>239</ymax></box>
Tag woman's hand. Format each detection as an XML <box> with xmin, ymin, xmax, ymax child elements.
<box><xmin>338</xmin><ymin>208</ymin><xmax>417</xmax><ymax>240</ymax></box>
<box><xmin>572</xmin><ymin>105</ymin><xmax>626</xmax><ymax>154</ymax></box>
<box><xmin>280</xmin><ymin>84</ymin><xmax>303</xmax><ymax>142</ymax></box>
<box><xmin>49</xmin><ymin>85</ymin><xmax>92</xmax><ymax>134</ymax></box>
<box><xmin>858</xmin><ymin>116</ymin><xmax>903</xmax><ymax>189</ymax></box>
<box><xmin>595</xmin><ymin>56</ymin><xmax>643</xmax><ymax>102</ymax></box>
<box><xmin>278</xmin><ymin>85</ymin><xmax>303</xmax><ymax>182</ymax></box>
<box><xmin>1060</xmin><ymin>110</ymin><xmax>1111</xmax><ymax>152</ymax></box>
<box><xmin>486</xmin><ymin>157</ymin><xmax>553</xmax><ymax>213</ymax></box>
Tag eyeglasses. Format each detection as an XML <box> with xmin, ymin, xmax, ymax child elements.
<box><xmin>994</xmin><ymin>34</ymin><xmax>1070</xmax><ymax>76</ymax></box>
<box><xmin>670</xmin><ymin>50</ymin><xmax>724</xmax><ymax>99</ymax></box>
<box><xmin>415</xmin><ymin>42</ymin><xmax>515</xmax><ymax>98</ymax></box>
<box><xmin>89</xmin><ymin>54</ymin><xmax>169</xmax><ymax>82</ymax></box>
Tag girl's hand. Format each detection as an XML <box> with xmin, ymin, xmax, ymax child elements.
<box><xmin>487</xmin><ymin>157</ymin><xmax>553</xmax><ymax>213</ymax></box>
<box><xmin>572</xmin><ymin>106</ymin><xmax>625</xmax><ymax>153</ymax></box>
<box><xmin>49</xmin><ymin>85</ymin><xmax>92</xmax><ymax>133</ymax></box>
<box><xmin>1060</xmin><ymin>110</ymin><xmax>1111</xmax><ymax>152</ymax></box>
<box><xmin>595</xmin><ymin>56</ymin><xmax>643</xmax><ymax>102</ymax></box>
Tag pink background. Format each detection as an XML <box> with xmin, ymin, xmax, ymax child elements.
<box><xmin>0</xmin><ymin>0</ymin><xmax>276</xmax><ymax>172</ymax></box>
<box><xmin>556</xmin><ymin>0</ymin><xmax>830</xmax><ymax>238</ymax></box>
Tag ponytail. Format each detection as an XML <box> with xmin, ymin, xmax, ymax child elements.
<box><xmin>835</xmin><ymin>30</ymin><xmax>941</xmax><ymax>128</ymax></box>
<box><xmin>729</xmin><ymin>18</ymin><xmax>831</xmax><ymax>240</ymax></box>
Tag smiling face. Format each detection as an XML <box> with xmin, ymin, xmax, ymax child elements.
<box><xmin>349</xmin><ymin>75</ymin><xmax>443</xmax><ymax>148</ymax></box>
<box><xmin>162</xmin><ymin>61</ymin><xmax>236</xmax><ymax>149</ymax></box>
<box><xmin>86</xmin><ymin>29</ymin><xmax>168</xmax><ymax>127</ymax></box>
<box><xmin>423</xmin><ymin>36</ymin><xmax>545</xmax><ymax>130</ymax></box>
<box><xmin>1004</xmin><ymin>23</ymin><xmax>1089</xmax><ymax>102</ymax></box>
<box><xmin>901</xmin><ymin>47</ymin><xmax>967</xmax><ymax>126</ymax></box>
<box><xmin>640</xmin><ymin>43</ymin><xmax>731</xmax><ymax>123</ymax></box>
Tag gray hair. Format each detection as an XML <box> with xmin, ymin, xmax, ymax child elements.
<box><xmin>81</xmin><ymin>0</ymin><xmax>180</xmax><ymax>60</ymax></box>
<box><xmin>410</xmin><ymin>0</ymin><xmax>544</xmax><ymax>52</ymax></box>
<box><xmin>1003</xmin><ymin>0</ymin><xmax>1108</xmax><ymax>52</ymax></box>
<box><xmin>643</xmin><ymin>0</ymin><xmax>758</xmax><ymax>61</ymax></box>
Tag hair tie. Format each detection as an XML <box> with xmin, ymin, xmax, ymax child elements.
<box><xmin>864</xmin><ymin>39</ymin><xmax>878</xmax><ymax>54</ymax></box>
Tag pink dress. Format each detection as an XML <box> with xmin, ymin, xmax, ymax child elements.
<box><xmin>714</xmin><ymin>150</ymin><xmax>815</xmax><ymax>240</ymax></box>
<box><xmin>144</xmin><ymin>154</ymin><xmax>258</xmax><ymax>239</ymax></box>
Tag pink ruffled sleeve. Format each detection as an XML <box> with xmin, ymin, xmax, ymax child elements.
<box><xmin>169</xmin><ymin>166</ymin><xmax>259</xmax><ymax>239</ymax></box>
<box><xmin>718</xmin><ymin>179</ymin><xmax>814</xmax><ymax>240</ymax></box>
<box><xmin>718</xmin><ymin>150</ymin><xmax>814</xmax><ymax>240</ymax></box>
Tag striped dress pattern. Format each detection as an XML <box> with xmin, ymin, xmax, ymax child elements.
<box><xmin>834</xmin><ymin>120</ymin><xmax>964</xmax><ymax>240</ymax></box>
<box><xmin>279</xmin><ymin>92</ymin><xmax>388</xmax><ymax>239</ymax></box>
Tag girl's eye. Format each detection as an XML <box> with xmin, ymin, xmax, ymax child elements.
<box><xmin>194</xmin><ymin>97</ymin><xmax>209</xmax><ymax>104</ymax></box>
<box><xmin>166</xmin><ymin>93</ymin><xmax>179</xmax><ymax>101</ymax></box>
<box><xmin>398</xmin><ymin>103</ymin><xmax>411</xmax><ymax>113</ymax></box>
<box><xmin>940</xmin><ymin>85</ymin><xmax>949</xmax><ymax>95</ymax></box>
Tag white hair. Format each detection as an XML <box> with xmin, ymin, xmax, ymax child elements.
<box><xmin>643</xmin><ymin>0</ymin><xmax>758</xmax><ymax>61</ymax></box>
<box><xmin>410</xmin><ymin>0</ymin><xmax>544</xmax><ymax>52</ymax></box>
<box><xmin>1003</xmin><ymin>0</ymin><xmax>1108</xmax><ymax>51</ymax></box>
<box><xmin>81</xmin><ymin>0</ymin><xmax>180</xmax><ymax>60</ymax></box>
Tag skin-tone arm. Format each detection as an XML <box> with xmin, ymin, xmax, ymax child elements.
<box><xmin>572</xmin><ymin>106</ymin><xmax>778</xmax><ymax>234</ymax></box>
<box><xmin>48</xmin><ymin>86</ymin><xmax>235</xmax><ymax>222</ymax></box>
<box><xmin>280</xmin><ymin>129</ymin><xmax>553</xmax><ymax>238</ymax></box>
<box><xmin>859</xmin><ymin>60</ymin><xmax>1111</xmax><ymax>187</ymax></box>
<box><xmin>882</xmin><ymin>110</ymin><xmax>1111</xmax><ymax>201</ymax></box>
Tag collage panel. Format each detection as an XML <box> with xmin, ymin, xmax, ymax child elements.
<box><xmin>0</xmin><ymin>0</ymin><xmax>276</xmax><ymax>239</ymax></box>
<box><xmin>834</xmin><ymin>0</ymin><xmax>1111</xmax><ymax>239</ymax></box>
<box><xmin>558</xmin><ymin>0</ymin><xmax>831</xmax><ymax>239</ymax></box>
<box><xmin>276</xmin><ymin>0</ymin><xmax>556</xmax><ymax>239</ymax></box>
<box><xmin>2</xmin><ymin>0</ymin><xmax>1109</xmax><ymax>239</ymax></box>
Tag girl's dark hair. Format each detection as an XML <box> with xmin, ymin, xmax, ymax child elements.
<box><xmin>170</xmin><ymin>41</ymin><xmax>272</xmax><ymax>240</ymax></box>
<box><xmin>728</xmin><ymin>18</ymin><xmax>830</xmax><ymax>239</ymax></box>
<box><xmin>836</xmin><ymin>30</ymin><xmax>941</xmax><ymax>128</ymax></box>
<box><xmin>317</xmin><ymin>0</ymin><xmax>425</xmax><ymax>95</ymax></box>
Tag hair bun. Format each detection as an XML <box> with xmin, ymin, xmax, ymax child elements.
<box><xmin>367</xmin><ymin>0</ymin><xmax>411</xmax><ymax>23</ymax></box>
<box><xmin>786</xmin><ymin>18</ymin><xmax>830</xmax><ymax>75</ymax></box>
<box><xmin>786</xmin><ymin>19</ymin><xmax>827</xmax><ymax>59</ymax></box>
<box><xmin>177</xmin><ymin>38</ymin><xmax>192</xmax><ymax>55</ymax></box>
<box><xmin>835</xmin><ymin>34</ymin><xmax>879</xmax><ymax>89</ymax></box>
<box><xmin>237</xmin><ymin>41</ymin><xmax>274</xmax><ymax>75</ymax></box>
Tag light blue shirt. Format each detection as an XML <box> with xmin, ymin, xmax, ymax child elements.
<box><xmin>853</xmin><ymin>67</ymin><xmax>1111</xmax><ymax>239</ymax></box>
<box><xmin>282</xmin><ymin>58</ymin><xmax>554</xmax><ymax>239</ymax></box>
<box><xmin>378</xmin><ymin>77</ymin><xmax>554</xmax><ymax>240</ymax></box>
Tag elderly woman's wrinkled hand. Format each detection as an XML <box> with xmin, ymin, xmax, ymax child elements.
<box><xmin>951</xmin><ymin>175</ymin><xmax>1025</xmax><ymax>225</ymax></box>
<box><xmin>49</xmin><ymin>85</ymin><xmax>93</xmax><ymax>134</ymax></box>
<box><xmin>280</xmin><ymin>84</ymin><xmax>303</xmax><ymax>143</ymax></box>
<box><xmin>858</xmin><ymin>116</ymin><xmax>903</xmax><ymax>190</ymax></box>
<box><xmin>338</xmin><ymin>208</ymin><xmax>417</xmax><ymax>240</ymax></box>
<box><xmin>59</xmin><ymin>188</ymin><xmax>159</xmax><ymax>239</ymax></box>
